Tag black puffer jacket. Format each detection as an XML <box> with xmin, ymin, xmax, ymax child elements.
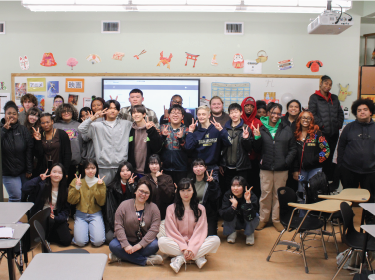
<box><xmin>219</xmin><ymin>189</ymin><xmax>258</xmax><ymax>222</ymax></box>
<box><xmin>1</xmin><ymin>119</ymin><xmax>33</xmax><ymax>176</ymax></box>
<box><xmin>253</xmin><ymin>120</ymin><xmax>297</xmax><ymax>171</ymax></box>
<box><xmin>308</xmin><ymin>91</ymin><xmax>344</xmax><ymax>137</ymax></box>
<box><xmin>337</xmin><ymin>119</ymin><xmax>375</xmax><ymax>174</ymax></box>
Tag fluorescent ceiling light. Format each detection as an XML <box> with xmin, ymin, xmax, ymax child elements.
<box><xmin>244</xmin><ymin>0</ymin><xmax>298</xmax><ymax>6</ymax></box>
<box><xmin>76</xmin><ymin>0</ymin><xmax>129</xmax><ymax>4</ymax></box>
<box><xmin>298</xmin><ymin>0</ymin><xmax>351</xmax><ymax>8</ymax></box>
<box><xmin>245</xmin><ymin>6</ymin><xmax>326</xmax><ymax>13</ymax></box>
<box><xmin>187</xmin><ymin>0</ymin><xmax>241</xmax><ymax>4</ymax></box>
<box><xmin>24</xmin><ymin>5</ymin><xmax>128</xmax><ymax>11</ymax></box>
<box><xmin>137</xmin><ymin>5</ymin><xmax>236</xmax><ymax>11</ymax></box>
<box><xmin>132</xmin><ymin>0</ymin><xmax>186</xmax><ymax>4</ymax></box>
<box><xmin>23</xmin><ymin>0</ymin><xmax>75</xmax><ymax>4</ymax></box>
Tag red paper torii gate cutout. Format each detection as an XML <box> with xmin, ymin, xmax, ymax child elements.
<box><xmin>185</xmin><ymin>52</ymin><xmax>199</xmax><ymax>68</ymax></box>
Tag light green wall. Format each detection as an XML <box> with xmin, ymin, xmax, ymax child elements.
<box><xmin>0</xmin><ymin>1</ymin><xmax>364</xmax><ymax>111</ymax></box>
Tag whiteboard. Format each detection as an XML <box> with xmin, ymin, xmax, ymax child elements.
<box><xmin>12</xmin><ymin>74</ymin><xmax>320</xmax><ymax>115</ymax></box>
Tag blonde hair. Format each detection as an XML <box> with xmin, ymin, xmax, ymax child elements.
<box><xmin>209</xmin><ymin>96</ymin><xmax>223</xmax><ymax>105</ymax></box>
<box><xmin>196</xmin><ymin>105</ymin><xmax>211</xmax><ymax>114</ymax></box>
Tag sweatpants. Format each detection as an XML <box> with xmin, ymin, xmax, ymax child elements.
<box><xmin>158</xmin><ymin>236</ymin><xmax>220</xmax><ymax>260</ymax></box>
<box><xmin>98</xmin><ymin>168</ymin><xmax>117</xmax><ymax>186</ymax></box>
<box><xmin>259</xmin><ymin>170</ymin><xmax>288</xmax><ymax>223</ymax></box>
<box><xmin>157</xmin><ymin>220</ymin><xmax>166</xmax><ymax>239</ymax></box>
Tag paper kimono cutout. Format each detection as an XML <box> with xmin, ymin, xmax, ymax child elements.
<box><xmin>134</xmin><ymin>50</ymin><xmax>146</xmax><ymax>60</ymax></box>
<box><xmin>112</xmin><ymin>52</ymin><xmax>125</xmax><ymax>61</ymax></box>
<box><xmin>185</xmin><ymin>52</ymin><xmax>199</xmax><ymax>68</ymax></box>
<box><xmin>19</xmin><ymin>56</ymin><xmax>29</xmax><ymax>70</ymax></box>
<box><xmin>232</xmin><ymin>53</ymin><xmax>244</xmax><ymax>69</ymax></box>
<box><xmin>157</xmin><ymin>51</ymin><xmax>173</xmax><ymax>69</ymax></box>
<box><xmin>256</xmin><ymin>50</ymin><xmax>268</xmax><ymax>63</ymax></box>
<box><xmin>338</xmin><ymin>84</ymin><xmax>352</xmax><ymax>102</ymax></box>
<box><xmin>40</xmin><ymin>53</ymin><xmax>57</xmax><ymax>67</ymax></box>
<box><xmin>86</xmin><ymin>54</ymin><xmax>101</xmax><ymax>64</ymax></box>
<box><xmin>278</xmin><ymin>59</ymin><xmax>294</xmax><ymax>70</ymax></box>
<box><xmin>211</xmin><ymin>54</ymin><xmax>218</xmax><ymax>66</ymax></box>
<box><xmin>306</xmin><ymin>60</ymin><xmax>323</xmax><ymax>72</ymax></box>
<box><xmin>67</xmin><ymin>58</ymin><xmax>78</xmax><ymax>70</ymax></box>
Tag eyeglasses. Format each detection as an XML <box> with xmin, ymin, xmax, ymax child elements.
<box><xmin>137</xmin><ymin>189</ymin><xmax>150</xmax><ymax>196</ymax></box>
<box><xmin>62</xmin><ymin>110</ymin><xmax>72</xmax><ymax>115</ymax></box>
<box><xmin>171</xmin><ymin>100</ymin><xmax>182</xmax><ymax>105</ymax></box>
<box><xmin>54</xmin><ymin>100</ymin><xmax>63</xmax><ymax>104</ymax></box>
<box><xmin>170</xmin><ymin>111</ymin><xmax>182</xmax><ymax>116</ymax></box>
<box><xmin>270</xmin><ymin>112</ymin><xmax>282</xmax><ymax>117</ymax></box>
<box><xmin>301</xmin><ymin>117</ymin><xmax>312</xmax><ymax>121</ymax></box>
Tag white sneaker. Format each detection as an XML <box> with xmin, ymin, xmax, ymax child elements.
<box><xmin>195</xmin><ymin>256</ymin><xmax>207</xmax><ymax>269</ymax></box>
<box><xmin>227</xmin><ymin>231</ymin><xmax>237</xmax><ymax>244</ymax></box>
<box><xmin>146</xmin><ymin>255</ymin><xmax>163</xmax><ymax>266</ymax></box>
<box><xmin>170</xmin><ymin>255</ymin><xmax>186</xmax><ymax>273</ymax></box>
<box><xmin>246</xmin><ymin>233</ymin><xmax>255</xmax><ymax>246</ymax></box>
<box><xmin>108</xmin><ymin>253</ymin><xmax>120</xmax><ymax>264</ymax></box>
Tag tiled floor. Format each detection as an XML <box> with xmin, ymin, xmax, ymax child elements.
<box><xmin>1</xmin><ymin>207</ymin><xmax>364</xmax><ymax>280</ymax></box>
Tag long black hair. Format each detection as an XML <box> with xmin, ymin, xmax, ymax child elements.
<box><xmin>190</xmin><ymin>158</ymin><xmax>207</xmax><ymax>183</ymax></box>
<box><xmin>79</xmin><ymin>107</ymin><xmax>92</xmax><ymax>123</ymax></box>
<box><xmin>174</xmin><ymin>178</ymin><xmax>202</xmax><ymax>222</ymax></box>
<box><xmin>40</xmin><ymin>163</ymin><xmax>68</xmax><ymax>211</ymax></box>
<box><xmin>107</xmin><ymin>162</ymin><xmax>134</xmax><ymax>190</ymax></box>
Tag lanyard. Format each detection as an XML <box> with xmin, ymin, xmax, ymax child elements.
<box><xmin>134</xmin><ymin>201</ymin><xmax>145</xmax><ymax>228</ymax></box>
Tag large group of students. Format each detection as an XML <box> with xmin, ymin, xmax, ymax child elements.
<box><xmin>2</xmin><ymin>74</ymin><xmax>375</xmax><ymax>273</ymax></box>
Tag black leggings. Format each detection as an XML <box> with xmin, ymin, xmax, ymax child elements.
<box><xmin>48</xmin><ymin>219</ymin><xmax>72</xmax><ymax>247</ymax></box>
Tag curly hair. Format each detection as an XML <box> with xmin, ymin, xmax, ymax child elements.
<box><xmin>351</xmin><ymin>98</ymin><xmax>374</xmax><ymax>116</ymax></box>
<box><xmin>20</xmin><ymin>93</ymin><xmax>38</xmax><ymax>107</ymax></box>
<box><xmin>54</xmin><ymin>103</ymin><xmax>79</xmax><ymax>122</ymax></box>
<box><xmin>294</xmin><ymin>111</ymin><xmax>320</xmax><ymax>141</ymax></box>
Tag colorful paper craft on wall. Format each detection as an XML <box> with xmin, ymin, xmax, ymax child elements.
<box><xmin>17</xmin><ymin>105</ymin><xmax>24</xmax><ymax>113</ymax></box>
<box><xmin>256</xmin><ymin>50</ymin><xmax>268</xmax><ymax>63</ymax></box>
<box><xmin>185</xmin><ymin>52</ymin><xmax>199</xmax><ymax>68</ymax></box>
<box><xmin>278</xmin><ymin>59</ymin><xmax>294</xmax><ymax>70</ymax></box>
<box><xmin>112</xmin><ymin>52</ymin><xmax>125</xmax><ymax>61</ymax></box>
<box><xmin>67</xmin><ymin>58</ymin><xmax>78</xmax><ymax>70</ymax></box>
<box><xmin>263</xmin><ymin>92</ymin><xmax>279</xmax><ymax>105</ymax></box>
<box><xmin>19</xmin><ymin>56</ymin><xmax>29</xmax><ymax>71</ymax></box>
<box><xmin>338</xmin><ymin>84</ymin><xmax>352</xmax><ymax>101</ymax></box>
<box><xmin>40</xmin><ymin>53</ymin><xmax>57</xmax><ymax>67</ymax></box>
<box><xmin>157</xmin><ymin>51</ymin><xmax>173</xmax><ymax>70</ymax></box>
<box><xmin>0</xmin><ymin>82</ymin><xmax>6</xmax><ymax>90</ymax></box>
<box><xmin>68</xmin><ymin>94</ymin><xmax>78</xmax><ymax>106</ymax></box>
<box><xmin>47</xmin><ymin>81</ymin><xmax>59</xmax><ymax>98</ymax></box>
<box><xmin>86</xmin><ymin>54</ymin><xmax>101</xmax><ymax>64</ymax></box>
<box><xmin>211</xmin><ymin>54</ymin><xmax>218</xmax><ymax>66</ymax></box>
<box><xmin>15</xmin><ymin>83</ymin><xmax>27</xmax><ymax>100</ymax></box>
<box><xmin>306</xmin><ymin>60</ymin><xmax>323</xmax><ymax>72</ymax></box>
<box><xmin>27</xmin><ymin>78</ymin><xmax>46</xmax><ymax>92</ymax></box>
<box><xmin>34</xmin><ymin>94</ymin><xmax>45</xmax><ymax>112</ymax></box>
<box><xmin>65</xmin><ymin>78</ymin><xmax>84</xmax><ymax>93</ymax></box>
<box><xmin>134</xmin><ymin>50</ymin><xmax>146</xmax><ymax>60</ymax></box>
<box><xmin>232</xmin><ymin>53</ymin><xmax>244</xmax><ymax>69</ymax></box>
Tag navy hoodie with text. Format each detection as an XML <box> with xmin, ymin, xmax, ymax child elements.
<box><xmin>185</xmin><ymin>123</ymin><xmax>232</xmax><ymax>166</ymax></box>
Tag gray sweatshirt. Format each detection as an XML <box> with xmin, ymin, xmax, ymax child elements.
<box><xmin>78</xmin><ymin>118</ymin><xmax>132</xmax><ymax>169</ymax></box>
<box><xmin>54</xmin><ymin>120</ymin><xmax>83</xmax><ymax>165</ymax></box>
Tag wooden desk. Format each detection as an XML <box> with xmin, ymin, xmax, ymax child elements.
<box><xmin>0</xmin><ymin>202</ymin><xmax>33</xmax><ymax>223</ymax></box>
<box><xmin>318</xmin><ymin>188</ymin><xmax>370</xmax><ymax>203</ymax></box>
<box><xmin>288</xmin><ymin>200</ymin><xmax>352</xmax><ymax>213</ymax></box>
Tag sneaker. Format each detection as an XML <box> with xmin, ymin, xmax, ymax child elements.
<box><xmin>195</xmin><ymin>256</ymin><xmax>207</xmax><ymax>269</ymax></box>
<box><xmin>227</xmin><ymin>231</ymin><xmax>237</xmax><ymax>244</ymax></box>
<box><xmin>273</xmin><ymin>222</ymin><xmax>284</xmax><ymax>232</ymax></box>
<box><xmin>246</xmin><ymin>233</ymin><xmax>254</xmax><ymax>246</ymax></box>
<box><xmin>170</xmin><ymin>255</ymin><xmax>186</xmax><ymax>273</ymax></box>
<box><xmin>146</xmin><ymin>255</ymin><xmax>163</xmax><ymax>266</ymax></box>
<box><xmin>108</xmin><ymin>253</ymin><xmax>120</xmax><ymax>264</ymax></box>
<box><xmin>256</xmin><ymin>222</ymin><xmax>267</xmax><ymax>230</ymax></box>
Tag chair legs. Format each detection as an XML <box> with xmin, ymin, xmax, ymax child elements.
<box><xmin>319</xmin><ymin>228</ymin><xmax>328</xmax><ymax>260</ymax></box>
<box><xmin>331</xmin><ymin>249</ymin><xmax>353</xmax><ymax>280</ymax></box>
<box><xmin>366</xmin><ymin>252</ymin><xmax>373</xmax><ymax>271</ymax></box>
<box><xmin>266</xmin><ymin>228</ymin><xmax>286</xmax><ymax>262</ymax></box>
<box><xmin>300</xmin><ymin>232</ymin><xmax>309</xmax><ymax>274</ymax></box>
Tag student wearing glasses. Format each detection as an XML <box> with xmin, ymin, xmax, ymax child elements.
<box><xmin>51</xmin><ymin>95</ymin><xmax>64</xmax><ymax>120</ymax></box>
<box><xmin>252</xmin><ymin>103</ymin><xmax>297</xmax><ymax>232</ymax></box>
<box><xmin>160</xmin><ymin>95</ymin><xmax>194</xmax><ymax>127</ymax></box>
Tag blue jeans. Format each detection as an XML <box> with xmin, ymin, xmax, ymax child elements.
<box><xmin>3</xmin><ymin>174</ymin><xmax>27</xmax><ymax>202</ymax></box>
<box><xmin>109</xmin><ymin>238</ymin><xmax>159</xmax><ymax>266</ymax></box>
<box><xmin>72</xmin><ymin>210</ymin><xmax>105</xmax><ymax>247</ymax></box>
<box><xmin>223</xmin><ymin>214</ymin><xmax>260</xmax><ymax>236</ymax></box>
<box><xmin>298</xmin><ymin>167</ymin><xmax>322</xmax><ymax>217</ymax></box>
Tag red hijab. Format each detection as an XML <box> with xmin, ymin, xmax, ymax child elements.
<box><xmin>241</xmin><ymin>96</ymin><xmax>262</xmax><ymax>131</ymax></box>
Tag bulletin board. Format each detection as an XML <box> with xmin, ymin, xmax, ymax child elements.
<box><xmin>12</xmin><ymin>73</ymin><xmax>321</xmax><ymax>114</ymax></box>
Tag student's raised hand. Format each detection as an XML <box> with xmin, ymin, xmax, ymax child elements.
<box><xmin>164</xmin><ymin>105</ymin><xmax>169</xmax><ymax>120</ymax></box>
<box><xmin>128</xmin><ymin>173</ymin><xmax>137</xmax><ymax>184</ymax></box>
<box><xmin>244</xmin><ymin>186</ymin><xmax>253</xmax><ymax>203</ymax></box>
<box><xmin>206</xmin><ymin>170</ymin><xmax>214</xmax><ymax>182</ymax></box>
<box><xmin>109</xmin><ymin>95</ymin><xmax>118</xmax><ymax>101</ymax></box>
<box><xmin>98</xmin><ymin>175</ymin><xmax>105</xmax><ymax>185</ymax></box>
<box><xmin>145</xmin><ymin>116</ymin><xmax>155</xmax><ymax>130</ymax></box>
<box><xmin>242</xmin><ymin>126</ymin><xmax>250</xmax><ymax>139</ymax></box>
<box><xmin>251</xmin><ymin>124</ymin><xmax>261</xmax><ymax>137</ymax></box>
<box><xmin>3</xmin><ymin>117</ymin><xmax>11</xmax><ymax>130</ymax></box>
<box><xmin>161</xmin><ymin>125</ymin><xmax>169</xmax><ymax>136</ymax></box>
<box><xmin>75</xmin><ymin>174</ymin><xmax>82</xmax><ymax>190</ymax></box>
<box><xmin>210</xmin><ymin>117</ymin><xmax>223</xmax><ymax>131</ymax></box>
<box><xmin>229</xmin><ymin>195</ymin><xmax>238</xmax><ymax>208</ymax></box>
<box><xmin>40</xmin><ymin>169</ymin><xmax>50</xmax><ymax>181</ymax></box>
<box><xmin>156</xmin><ymin>170</ymin><xmax>163</xmax><ymax>178</ymax></box>
<box><xmin>81</xmin><ymin>111</ymin><xmax>93</xmax><ymax>122</ymax></box>
<box><xmin>189</xmin><ymin>119</ymin><xmax>197</xmax><ymax>133</ymax></box>
<box><xmin>131</xmin><ymin>244</ymin><xmax>142</xmax><ymax>254</ymax></box>
<box><xmin>125</xmin><ymin>245</ymin><xmax>133</xmax><ymax>254</ymax></box>
<box><xmin>32</xmin><ymin>127</ymin><xmax>41</xmax><ymax>141</ymax></box>
<box><xmin>92</xmin><ymin>108</ymin><xmax>108</xmax><ymax>121</ymax></box>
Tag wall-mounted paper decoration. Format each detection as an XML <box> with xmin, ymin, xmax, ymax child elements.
<box><xmin>0</xmin><ymin>93</ymin><xmax>11</xmax><ymax>119</ymax></box>
<box><xmin>47</xmin><ymin>81</ymin><xmax>59</xmax><ymax>98</ymax></box>
<box><xmin>86</xmin><ymin>54</ymin><xmax>101</xmax><ymax>64</ymax></box>
<box><xmin>185</xmin><ymin>52</ymin><xmax>199</xmax><ymax>68</ymax></box>
<box><xmin>211</xmin><ymin>54</ymin><xmax>218</xmax><ymax>66</ymax></box>
<box><xmin>278</xmin><ymin>59</ymin><xmax>294</xmax><ymax>70</ymax></box>
<box><xmin>68</xmin><ymin>94</ymin><xmax>78</xmax><ymax>106</ymax></box>
<box><xmin>83</xmin><ymin>97</ymin><xmax>92</xmax><ymax>108</ymax></box>
<box><xmin>306</xmin><ymin>60</ymin><xmax>323</xmax><ymax>72</ymax></box>
<box><xmin>27</xmin><ymin>78</ymin><xmax>46</xmax><ymax>92</ymax></box>
<box><xmin>34</xmin><ymin>94</ymin><xmax>45</xmax><ymax>112</ymax></box>
<box><xmin>65</xmin><ymin>78</ymin><xmax>84</xmax><ymax>93</ymax></box>
<box><xmin>157</xmin><ymin>51</ymin><xmax>173</xmax><ymax>69</ymax></box>
<box><xmin>256</xmin><ymin>50</ymin><xmax>268</xmax><ymax>63</ymax></box>
<box><xmin>112</xmin><ymin>52</ymin><xmax>125</xmax><ymax>61</ymax></box>
<box><xmin>66</xmin><ymin>58</ymin><xmax>78</xmax><ymax>70</ymax></box>
<box><xmin>134</xmin><ymin>49</ymin><xmax>146</xmax><ymax>60</ymax></box>
<box><xmin>19</xmin><ymin>56</ymin><xmax>29</xmax><ymax>71</ymax></box>
<box><xmin>232</xmin><ymin>53</ymin><xmax>244</xmax><ymax>69</ymax></box>
<box><xmin>40</xmin><ymin>53</ymin><xmax>57</xmax><ymax>67</ymax></box>
<box><xmin>17</xmin><ymin>105</ymin><xmax>24</xmax><ymax>113</ymax></box>
<box><xmin>338</xmin><ymin>84</ymin><xmax>352</xmax><ymax>101</ymax></box>
<box><xmin>244</xmin><ymin>60</ymin><xmax>262</xmax><ymax>74</ymax></box>
<box><xmin>0</xmin><ymin>82</ymin><xmax>6</xmax><ymax>90</ymax></box>
<box><xmin>15</xmin><ymin>83</ymin><xmax>27</xmax><ymax>100</ymax></box>
<box><xmin>263</xmin><ymin>92</ymin><xmax>279</xmax><ymax>105</ymax></box>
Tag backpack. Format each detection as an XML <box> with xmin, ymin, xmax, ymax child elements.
<box><xmin>306</xmin><ymin>171</ymin><xmax>328</xmax><ymax>203</ymax></box>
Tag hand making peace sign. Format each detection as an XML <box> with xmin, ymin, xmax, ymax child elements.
<box><xmin>91</xmin><ymin>108</ymin><xmax>108</xmax><ymax>121</ymax></box>
<box><xmin>40</xmin><ymin>169</ymin><xmax>50</xmax><ymax>181</ymax></box>
<box><xmin>32</xmin><ymin>127</ymin><xmax>41</xmax><ymax>140</ymax></box>
<box><xmin>251</xmin><ymin>124</ymin><xmax>261</xmax><ymax>137</ymax></box>
<box><xmin>81</xmin><ymin>111</ymin><xmax>93</xmax><ymax>122</ymax></box>
<box><xmin>242</xmin><ymin>126</ymin><xmax>250</xmax><ymax>139</ymax></box>
<box><xmin>128</xmin><ymin>173</ymin><xmax>137</xmax><ymax>184</ymax></box>
<box><xmin>161</xmin><ymin>125</ymin><xmax>169</xmax><ymax>136</ymax></box>
<box><xmin>176</xmin><ymin>128</ymin><xmax>184</xmax><ymax>139</ymax></box>
<box><xmin>145</xmin><ymin>116</ymin><xmax>155</xmax><ymax>130</ymax></box>
<box><xmin>155</xmin><ymin>170</ymin><xmax>163</xmax><ymax>178</ymax></box>
<box><xmin>3</xmin><ymin>117</ymin><xmax>11</xmax><ymax>130</ymax></box>
<box><xmin>98</xmin><ymin>175</ymin><xmax>105</xmax><ymax>185</ymax></box>
<box><xmin>210</xmin><ymin>117</ymin><xmax>223</xmax><ymax>131</ymax></box>
<box><xmin>206</xmin><ymin>170</ymin><xmax>214</xmax><ymax>182</ymax></box>
<box><xmin>75</xmin><ymin>174</ymin><xmax>82</xmax><ymax>186</ymax></box>
<box><xmin>189</xmin><ymin>118</ymin><xmax>198</xmax><ymax>133</ymax></box>
<box><xmin>244</xmin><ymin>186</ymin><xmax>253</xmax><ymax>203</ymax></box>
<box><xmin>109</xmin><ymin>95</ymin><xmax>118</xmax><ymax>101</ymax></box>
